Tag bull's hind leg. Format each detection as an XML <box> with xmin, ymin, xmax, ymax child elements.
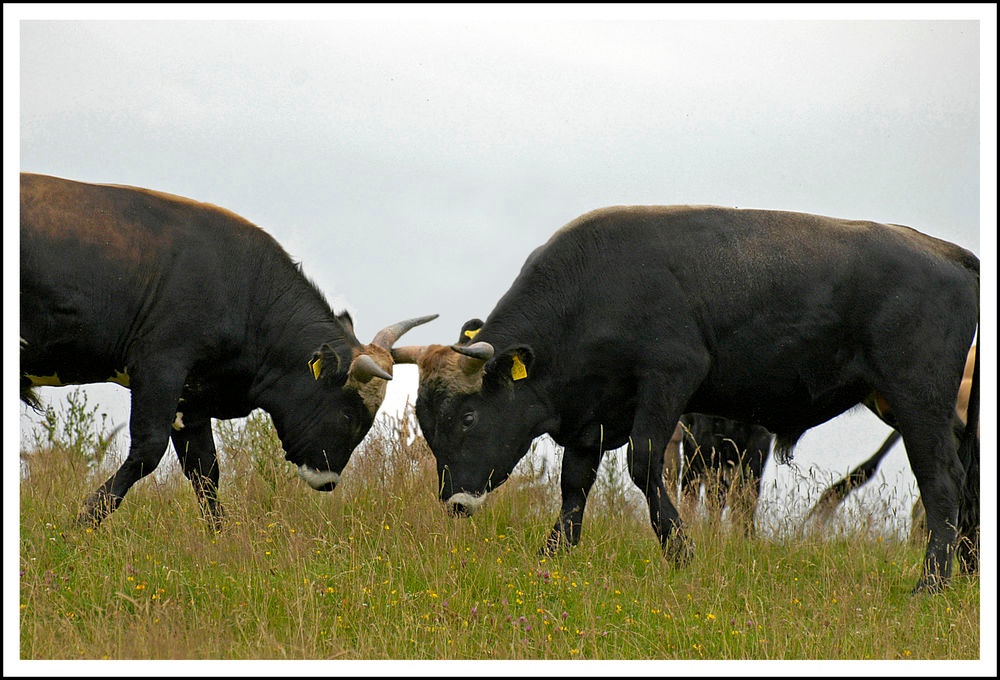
<box><xmin>956</xmin><ymin>344</ymin><xmax>980</xmax><ymax>576</ymax></box>
<box><xmin>956</xmin><ymin>436</ymin><xmax>979</xmax><ymax>575</ymax></box>
<box><xmin>78</xmin><ymin>365</ymin><xmax>186</xmax><ymax>528</ymax></box>
<box><xmin>170</xmin><ymin>419</ymin><xmax>224</xmax><ymax>532</ymax></box>
<box><xmin>727</xmin><ymin>459</ymin><xmax>762</xmax><ymax>537</ymax></box>
<box><xmin>893</xmin><ymin>412</ymin><xmax>965</xmax><ymax>594</ymax></box>
<box><xmin>869</xmin><ymin>323</ymin><xmax>974</xmax><ymax>593</ymax></box>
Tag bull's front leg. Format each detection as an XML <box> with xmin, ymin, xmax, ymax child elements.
<box><xmin>628</xmin><ymin>429</ymin><xmax>693</xmax><ymax>567</ymax></box>
<box><xmin>542</xmin><ymin>445</ymin><xmax>602</xmax><ymax>556</ymax></box>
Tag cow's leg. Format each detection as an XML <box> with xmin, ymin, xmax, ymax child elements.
<box><xmin>678</xmin><ymin>448</ymin><xmax>703</xmax><ymax>523</ymax></box>
<box><xmin>705</xmin><ymin>450</ymin><xmax>729</xmax><ymax>527</ymax></box>
<box><xmin>679</xmin><ymin>425</ymin><xmax>708</xmax><ymax>524</ymax></box>
<box><xmin>662</xmin><ymin>423</ymin><xmax>684</xmax><ymax>506</ymax></box>
<box><xmin>170</xmin><ymin>418</ymin><xmax>224</xmax><ymax>532</ymax></box>
<box><xmin>955</xmin><ymin>344</ymin><xmax>980</xmax><ymax>576</ymax></box>
<box><xmin>542</xmin><ymin>445</ymin><xmax>602</xmax><ymax>555</ymax></box>
<box><xmin>729</xmin><ymin>444</ymin><xmax>767</xmax><ymax>536</ymax></box>
<box><xmin>78</xmin><ymin>367</ymin><xmax>185</xmax><ymax>528</ymax></box>
<box><xmin>892</xmin><ymin>413</ymin><xmax>965</xmax><ymax>594</ymax></box>
<box><xmin>727</xmin><ymin>457</ymin><xmax>760</xmax><ymax>537</ymax></box>
<box><xmin>679</xmin><ymin>478</ymin><xmax>701</xmax><ymax>524</ymax></box>
<box><xmin>956</xmin><ymin>431</ymin><xmax>979</xmax><ymax>574</ymax></box>
<box><xmin>869</xmin><ymin>328</ymin><xmax>974</xmax><ymax>593</ymax></box>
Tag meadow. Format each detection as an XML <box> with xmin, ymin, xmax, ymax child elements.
<box><xmin>17</xmin><ymin>390</ymin><xmax>980</xmax><ymax>667</ymax></box>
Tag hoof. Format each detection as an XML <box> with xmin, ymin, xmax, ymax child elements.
<box><xmin>911</xmin><ymin>575</ymin><xmax>947</xmax><ymax>595</ymax></box>
<box><xmin>665</xmin><ymin>534</ymin><xmax>694</xmax><ymax>567</ymax></box>
<box><xmin>540</xmin><ymin>530</ymin><xmax>572</xmax><ymax>558</ymax></box>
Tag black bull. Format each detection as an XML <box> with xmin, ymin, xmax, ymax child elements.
<box><xmin>394</xmin><ymin>205</ymin><xmax>980</xmax><ymax>593</ymax></box>
<box><xmin>20</xmin><ymin>172</ymin><xmax>436</xmax><ymax>529</ymax></box>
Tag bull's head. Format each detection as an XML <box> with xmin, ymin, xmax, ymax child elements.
<box><xmin>393</xmin><ymin>319</ymin><xmax>554</xmax><ymax>515</ymax></box>
<box><xmin>270</xmin><ymin>313</ymin><xmax>438</xmax><ymax>492</ymax></box>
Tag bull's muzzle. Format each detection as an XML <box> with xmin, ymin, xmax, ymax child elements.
<box><xmin>444</xmin><ymin>491</ymin><xmax>487</xmax><ymax>517</ymax></box>
<box><xmin>298</xmin><ymin>466</ymin><xmax>341</xmax><ymax>492</ymax></box>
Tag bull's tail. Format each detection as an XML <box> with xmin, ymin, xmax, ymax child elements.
<box><xmin>956</xmin><ymin>330</ymin><xmax>980</xmax><ymax>573</ymax></box>
<box><xmin>20</xmin><ymin>378</ymin><xmax>44</xmax><ymax>413</ymax></box>
<box><xmin>772</xmin><ymin>430</ymin><xmax>802</xmax><ymax>465</ymax></box>
<box><xmin>805</xmin><ymin>429</ymin><xmax>902</xmax><ymax>526</ymax></box>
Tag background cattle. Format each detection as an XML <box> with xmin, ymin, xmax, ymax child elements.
<box><xmin>396</xmin><ymin>205</ymin><xmax>979</xmax><ymax>593</ymax></box>
<box><xmin>20</xmin><ymin>172</ymin><xmax>437</xmax><ymax>530</ymax></box>
<box><xmin>663</xmin><ymin>414</ymin><xmax>774</xmax><ymax>535</ymax></box>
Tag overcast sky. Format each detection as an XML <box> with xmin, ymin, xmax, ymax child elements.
<box><xmin>5</xmin><ymin>4</ymin><xmax>997</xmax><ymax>673</ymax></box>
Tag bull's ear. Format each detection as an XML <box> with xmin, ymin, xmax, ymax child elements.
<box><xmin>336</xmin><ymin>311</ymin><xmax>356</xmax><ymax>337</ymax></box>
<box><xmin>308</xmin><ymin>343</ymin><xmax>344</xmax><ymax>381</ymax></box>
<box><xmin>486</xmin><ymin>345</ymin><xmax>534</xmax><ymax>386</ymax></box>
<box><xmin>455</xmin><ymin>318</ymin><xmax>485</xmax><ymax>345</ymax></box>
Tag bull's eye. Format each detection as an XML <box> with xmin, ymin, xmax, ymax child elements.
<box><xmin>461</xmin><ymin>411</ymin><xmax>477</xmax><ymax>430</ymax></box>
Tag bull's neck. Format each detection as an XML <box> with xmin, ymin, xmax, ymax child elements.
<box><xmin>246</xmin><ymin>263</ymin><xmax>349</xmax><ymax>400</ymax></box>
<box><xmin>480</xmin><ymin>295</ymin><xmax>566</xmax><ymax>363</ymax></box>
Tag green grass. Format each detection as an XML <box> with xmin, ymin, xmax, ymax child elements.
<box><xmin>17</xmin><ymin>396</ymin><xmax>981</xmax><ymax>663</ymax></box>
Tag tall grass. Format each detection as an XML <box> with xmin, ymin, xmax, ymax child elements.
<box><xmin>17</xmin><ymin>398</ymin><xmax>981</xmax><ymax>665</ymax></box>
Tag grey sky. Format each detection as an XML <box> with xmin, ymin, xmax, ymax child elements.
<box><xmin>6</xmin><ymin>5</ymin><xmax>997</xmax><ymax>671</ymax></box>
<box><xmin>13</xmin><ymin>13</ymin><xmax>987</xmax><ymax>330</ymax></box>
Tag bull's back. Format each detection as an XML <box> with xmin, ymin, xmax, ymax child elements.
<box><xmin>517</xmin><ymin>205</ymin><xmax>979</xmax><ymax>429</ymax></box>
<box><xmin>536</xmin><ymin>206</ymin><xmax>975</xmax><ymax>339</ymax></box>
<box><xmin>20</xmin><ymin>173</ymin><xmax>250</xmax><ymax>385</ymax></box>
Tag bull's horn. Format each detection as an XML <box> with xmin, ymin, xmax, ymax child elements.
<box><xmin>372</xmin><ymin>314</ymin><xmax>439</xmax><ymax>350</ymax></box>
<box><xmin>391</xmin><ymin>346</ymin><xmax>426</xmax><ymax>364</ymax></box>
<box><xmin>349</xmin><ymin>353</ymin><xmax>393</xmax><ymax>382</ymax></box>
<box><xmin>452</xmin><ymin>341</ymin><xmax>495</xmax><ymax>362</ymax></box>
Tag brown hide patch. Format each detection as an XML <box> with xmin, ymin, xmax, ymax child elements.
<box><xmin>26</xmin><ymin>369</ymin><xmax>130</xmax><ymax>389</ymax></box>
<box><xmin>21</xmin><ymin>173</ymin><xmax>261</xmax><ymax>269</ymax></box>
<box><xmin>346</xmin><ymin>344</ymin><xmax>394</xmax><ymax>417</ymax></box>
<box><xmin>416</xmin><ymin>345</ymin><xmax>484</xmax><ymax>395</ymax></box>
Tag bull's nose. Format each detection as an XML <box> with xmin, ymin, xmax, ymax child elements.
<box><xmin>444</xmin><ymin>491</ymin><xmax>487</xmax><ymax>516</ymax></box>
<box><xmin>298</xmin><ymin>465</ymin><xmax>340</xmax><ymax>491</ymax></box>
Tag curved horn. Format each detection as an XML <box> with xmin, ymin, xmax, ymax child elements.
<box><xmin>348</xmin><ymin>353</ymin><xmax>393</xmax><ymax>382</ymax></box>
<box><xmin>391</xmin><ymin>345</ymin><xmax>426</xmax><ymax>364</ymax></box>
<box><xmin>372</xmin><ymin>314</ymin><xmax>439</xmax><ymax>350</ymax></box>
<box><xmin>451</xmin><ymin>341</ymin><xmax>495</xmax><ymax>362</ymax></box>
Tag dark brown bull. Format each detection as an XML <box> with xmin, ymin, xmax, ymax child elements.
<box><xmin>20</xmin><ymin>172</ymin><xmax>437</xmax><ymax>529</ymax></box>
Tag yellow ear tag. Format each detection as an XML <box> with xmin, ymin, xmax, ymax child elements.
<box><xmin>464</xmin><ymin>328</ymin><xmax>481</xmax><ymax>340</ymax></box>
<box><xmin>511</xmin><ymin>354</ymin><xmax>528</xmax><ymax>381</ymax></box>
<box><xmin>309</xmin><ymin>355</ymin><xmax>323</xmax><ymax>380</ymax></box>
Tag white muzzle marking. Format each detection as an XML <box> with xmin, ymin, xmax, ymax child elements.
<box><xmin>446</xmin><ymin>491</ymin><xmax>487</xmax><ymax>514</ymax></box>
<box><xmin>297</xmin><ymin>465</ymin><xmax>341</xmax><ymax>489</ymax></box>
